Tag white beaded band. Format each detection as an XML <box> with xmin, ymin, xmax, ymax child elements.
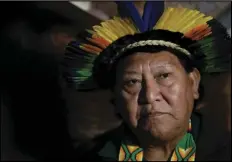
<box><xmin>113</xmin><ymin>40</ymin><xmax>191</xmax><ymax>61</ymax></box>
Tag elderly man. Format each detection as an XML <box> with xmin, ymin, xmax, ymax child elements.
<box><xmin>63</xmin><ymin>1</ymin><xmax>231</xmax><ymax>161</ymax></box>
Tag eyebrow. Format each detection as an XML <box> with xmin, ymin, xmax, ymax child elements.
<box><xmin>121</xmin><ymin>61</ymin><xmax>176</xmax><ymax>75</ymax></box>
<box><xmin>151</xmin><ymin>61</ymin><xmax>174</xmax><ymax>67</ymax></box>
<box><xmin>123</xmin><ymin>71</ymin><xmax>141</xmax><ymax>75</ymax></box>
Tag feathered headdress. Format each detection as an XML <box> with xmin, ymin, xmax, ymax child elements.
<box><xmin>63</xmin><ymin>1</ymin><xmax>231</xmax><ymax>90</ymax></box>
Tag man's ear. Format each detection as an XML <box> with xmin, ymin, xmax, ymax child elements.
<box><xmin>189</xmin><ymin>68</ymin><xmax>201</xmax><ymax>99</ymax></box>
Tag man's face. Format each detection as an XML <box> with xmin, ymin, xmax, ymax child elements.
<box><xmin>114</xmin><ymin>51</ymin><xmax>200</xmax><ymax>141</ymax></box>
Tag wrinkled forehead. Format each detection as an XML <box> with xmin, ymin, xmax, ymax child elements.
<box><xmin>116</xmin><ymin>51</ymin><xmax>183</xmax><ymax>72</ymax></box>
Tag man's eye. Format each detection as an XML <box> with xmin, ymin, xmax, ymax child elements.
<box><xmin>125</xmin><ymin>79</ymin><xmax>140</xmax><ymax>86</ymax></box>
<box><xmin>158</xmin><ymin>73</ymin><xmax>170</xmax><ymax>79</ymax></box>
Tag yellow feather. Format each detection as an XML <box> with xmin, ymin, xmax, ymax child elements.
<box><xmin>89</xmin><ymin>15</ymin><xmax>139</xmax><ymax>45</ymax></box>
<box><xmin>173</xmin><ymin>10</ymin><xmax>199</xmax><ymax>32</ymax></box>
<box><xmin>118</xmin><ymin>19</ymin><xmax>135</xmax><ymax>35</ymax></box>
<box><xmin>102</xmin><ymin>26</ymin><xmax>119</xmax><ymax>41</ymax></box>
<box><xmin>105</xmin><ymin>21</ymin><xmax>119</xmax><ymax>37</ymax></box>
<box><xmin>170</xmin><ymin>8</ymin><xmax>188</xmax><ymax>31</ymax></box>
<box><xmin>92</xmin><ymin>29</ymin><xmax>112</xmax><ymax>43</ymax></box>
<box><xmin>167</xmin><ymin>8</ymin><xmax>189</xmax><ymax>31</ymax></box>
<box><xmin>101</xmin><ymin>21</ymin><xmax>121</xmax><ymax>38</ymax></box>
<box><xmin>175</xmin><ymin>10</ymin><xmax>200</xmax><ymax>32</ymax></box>
<box><xmin>182</xmin><ymin>16</ymin><xmax>213</xmax><ymax>33</ymax></box>
<box><xmin>154</xmin><ymin>8</ymin><xmax>174</xmax><ymax>29</ymax></box>
<box><xmin>93</xmin><ymin>26</ymin><xmax>114</xmax><ymax>43</ymax></box>
<box><xmin>179</xmin><ymin>13</ymin><xmax>205</xmax><ymax>33</ymax></box>
<box><xmin>154</xmin><ymin>7</ymin><xmax>213</xmax><ymax>35</ymax></box>
<box><xmin>124</xmin><ymin>19</ymin><xmax>138</xmax><ymax>34</ymax></box>
<box><xmin>93</xmin><ymin>25</ymin><xmax>118</xmax><ymax>42</ymax></box>
<box><xmin>119</xmin><ymin>19</ymin><xmax>136</xmax><ymax>35</ymax></box>
<box><xmin>110</xmin><ymin>20</ymin><xmax>124</xmax><ymax>36</ymax></box>
<box><xmin>113</xmin><ymin>17</ymin><xmax>131</xmax><ymax>36</ymax></box>
<box><xmin>165</xmin><ymin>8</ymin><xmax>183</xmax><ymax>31</ymax></box>
<box><xmin>108</xmin><ymin>19</ymin><xmax>126</xmax><ymax>37</ymax></box>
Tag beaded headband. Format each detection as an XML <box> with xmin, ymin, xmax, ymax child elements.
<box><xmin>116</xmin><ymin>40</ymin><xmax>191</xmax><ymax>59</ymax></box>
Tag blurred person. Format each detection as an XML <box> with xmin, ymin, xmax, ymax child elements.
<box><xmin>1</xmin><ymin>2</ymin><xmax>75</xmax><ymax>160</ymax></box>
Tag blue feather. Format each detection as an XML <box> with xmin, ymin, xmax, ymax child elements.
<box><xmin>115</xmin><ymin>1</ymin><xmax>165</xmax><ymax>32</ymax></box>
<box><xmin>115</xmin><ymin>1</ymin><xmax>145</xmax><ymax>32</ymax></box>
<box><xmin>142</xmin><ymin>1</ymin><xmax>153</xmax><ymax>31</ymax></box>
<box><xmin>147</xmin><ymin>1</ymin><xmax>165</xmax><ymax>30</ymax></box>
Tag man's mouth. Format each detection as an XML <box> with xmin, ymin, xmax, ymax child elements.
<box><xmin>140</xmin><ymin>112</ymin><xmax>167</xmax><ymax>119</ymax></box>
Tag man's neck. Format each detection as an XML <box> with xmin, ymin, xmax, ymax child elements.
<box><xmin>136</xmin><ymin>132</ymin><xmax>185</xmax><ymax>161</ymax></box>
<box><xmin>142</xmin><ymin>142</ymin><xmax>177</xmax><ymax>161</ymax></box>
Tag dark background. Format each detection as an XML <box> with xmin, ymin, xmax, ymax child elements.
<box><xmin>0</xmin><ymin>2</ymin><xmax>101</xmax><ymax>160</ymax></box>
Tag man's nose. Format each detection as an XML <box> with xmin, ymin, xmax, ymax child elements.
<box><xmin>138</xmin><ymin>77</ymin><xmax>161</xmax><ymax>105</ymax></box>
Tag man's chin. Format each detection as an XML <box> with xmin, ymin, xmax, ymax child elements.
<box><xmin>137</xmin><ymin>125</ymin><xmax>177</xmax><ymax>142</ymax></box>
